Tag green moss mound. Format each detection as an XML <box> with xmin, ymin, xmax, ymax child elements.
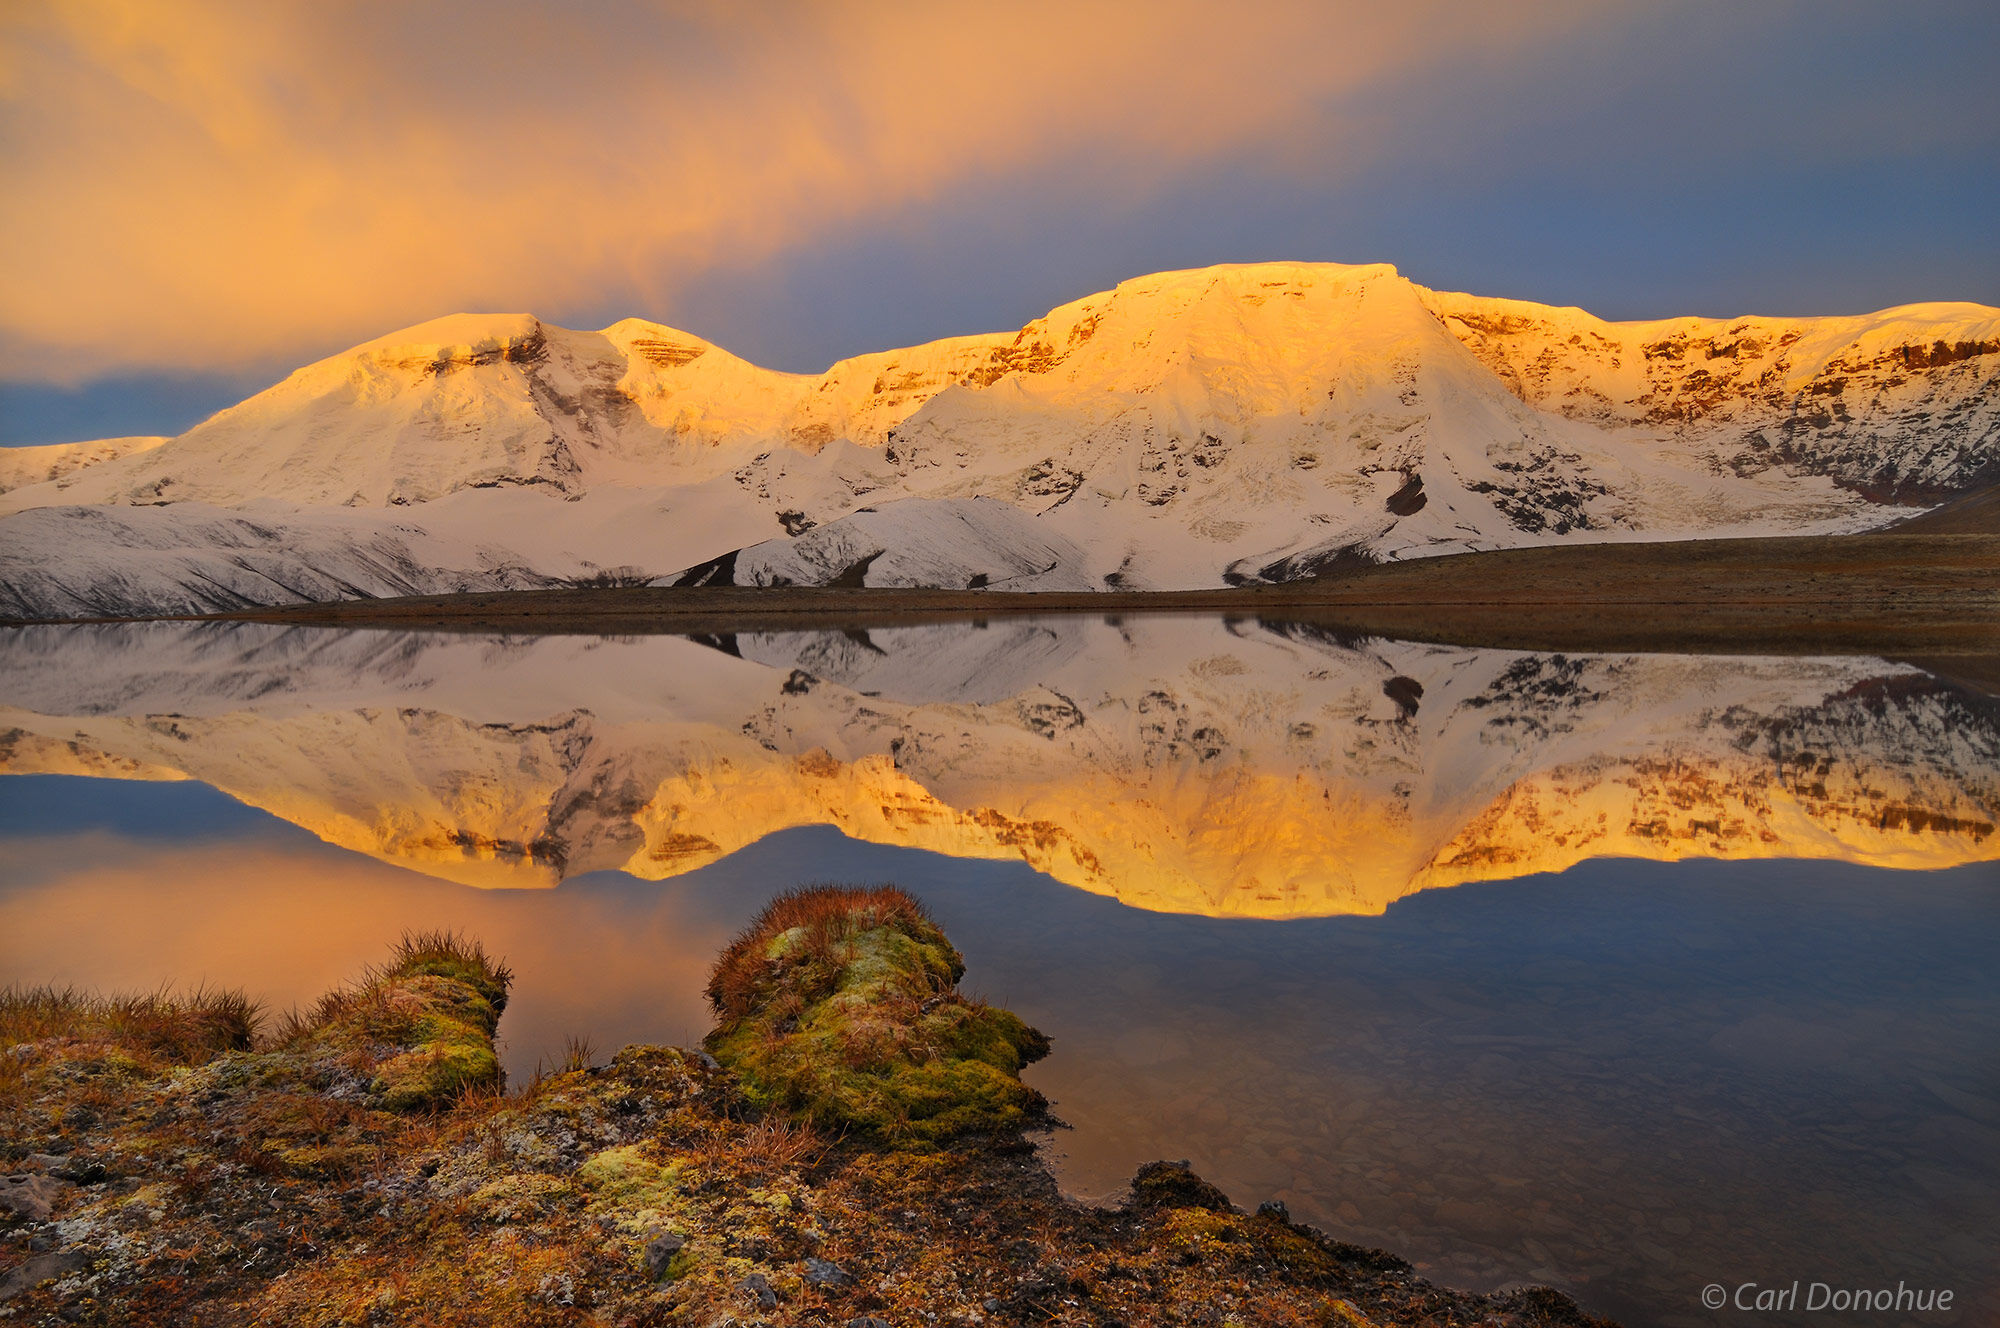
<box><xmin>284</xmin><ymin>930</ymin><xmax>511</xmax><ymax>1111</ymax></box>
<box><xmin>382</xmin><ymin>929</ymin><xmax>513</xmax><ymax>1011</ymax></box>
<box><xmin>704</xmin><ymin>885</ymin><xmax>1050</xmax><ymax>1144</ymax></box>
<box><xmin>1129</xmin><ymin>1160</ymin><xmax>1236</xmax><ymax>1212</ymax></box>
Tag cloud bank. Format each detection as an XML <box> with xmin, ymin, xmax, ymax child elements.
<box><xmin>2</xmin><ymin>0</ymin><xmax>1594</xmax><ymax>379</ymax></box>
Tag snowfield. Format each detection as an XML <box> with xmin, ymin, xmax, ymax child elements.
<box><xmin>2</xmin><ymin>262</ymin><xmax>1994</xmax><ymax>616</ymax></box>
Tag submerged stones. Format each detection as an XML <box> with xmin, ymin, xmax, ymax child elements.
<box><xmin>703</xmin><ymin>885</ymin><xmax>1051</xmax><ymax>1144</ymax></box>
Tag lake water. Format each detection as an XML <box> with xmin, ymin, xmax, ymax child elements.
<box><xmin>1</xmin><ymin>617</ymin><xmax>1995</xmax><ymax>1327</ymax></box>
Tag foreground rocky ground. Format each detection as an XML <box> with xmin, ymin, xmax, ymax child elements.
<box><xmin>0</xmin><ymin>887</ymin><xmax>1614</xmax><ymax>1326</ymax></box>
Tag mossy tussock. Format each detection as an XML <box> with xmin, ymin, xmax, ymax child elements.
<box><xmin>276</xmin><ymin>929</ymin><xmax>512</xmax><ymax>1112</ymax></box>
<box><xmin>704</xmin><ymin>885</ymin><xmax>1051</xmax><ymax>1143</ymax></box>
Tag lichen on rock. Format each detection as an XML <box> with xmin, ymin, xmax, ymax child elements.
<box><xmin>703</xmin><ymin>885</ymin><xmax>1051</xmax><ymax>1143</ymax></box>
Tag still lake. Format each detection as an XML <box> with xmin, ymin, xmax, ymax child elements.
<box><xmin>1</xmin><ymin>616</ymin><xmax>1995</xmax><ymax>1327</ymax></box>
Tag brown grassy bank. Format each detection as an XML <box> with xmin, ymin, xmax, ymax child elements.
<box><xmin>7</xmin><ymin>532</ymin><xmax>1996</xmax><ymax>657</ymax></box>
<box><xmin>202</xmin><ymin>533</ymin><xmax>2000</xmax><ymax>657</ymax></box>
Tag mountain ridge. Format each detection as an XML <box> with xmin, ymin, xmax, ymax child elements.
<box><xmin>16</xmin><ymin>260</ymin><xmax>1997</xmax><ymax>514</ymax></box>
<box><xmin>2</xmin><ymin>261</ymin><xmax>1994</xmax><ymax>615</ymax></box>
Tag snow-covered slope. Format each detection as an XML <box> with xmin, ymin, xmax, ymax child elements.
<box><xmin>0</xmin><ymin>436</ymin><xmax>168</xmax><ymax>495</ymax></box>
<box><xmin>3</xmin><ymin>262</ymin><xmax>1994</xmax><ymax>615</ymax></box>
<box><xmin>0</xmin><ymin>483</ymin><xmax>790</xmax><ymax>621</ymax></box>
<box><xmin>1</xmin><ymin>619</ymin><xmax>1992</xmax><ymax>913</ymax></box>
<box><xmin>0</xmin><ymin>503</ymin><xmax>560</xmax><ymax>620</ymax></box>
<box><xmin>0</xmin><ymin>313</ymin><xmax>1005</xmax><ymax>512</ymax></box>
<box><xmin>670</xmin><ymin>497</ymin><xmax>1097</xmax><ymax>591</ymax></box>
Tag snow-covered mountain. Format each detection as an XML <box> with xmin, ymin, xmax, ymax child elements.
<box><xmin>3</xmin><ymin>262</ymin><xmax>1994</xmax><ymax>615</ymax></box>
<box><xmin>1</xmin><ymin>619</ymin><xmax>1993</xmax><ymax>914</ymax></box>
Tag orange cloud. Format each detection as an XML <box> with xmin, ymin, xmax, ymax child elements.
<box><xmin>0</xmin><ymin>1</ymin><xmax>1596</xmax><ymax>379</ymax></box>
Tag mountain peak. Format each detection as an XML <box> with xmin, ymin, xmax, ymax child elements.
<box><xmin>2</xmin><ymin>261</ymin><xmax>1994</xmax><ymax>611</ymax></box>
<box><xmin>1112</xmin><ymin>259</ymin><xmax>1401</xmax><ymax>292</ymax></box>
<box><xmin>343</xmin><ymin>312</ymin><xmax>549</xmax><ymax>363</ymax></box>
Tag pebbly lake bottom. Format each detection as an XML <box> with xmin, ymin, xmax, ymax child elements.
<box><xmin>1</xmin><ymin>773</ymin><xmax>1995</xmax><ymax>1328</ymax></box>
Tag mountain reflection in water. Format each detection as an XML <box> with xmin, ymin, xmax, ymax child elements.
<box><xmin>0</xmin><ymin>617</ymin><xmax>1993</xmax><ymax>911</ymax></box>
<box><xmin>2</xmin><ymin>617</ymin><xmax>1997</xmax><ymax>1326</ymax></box>
<box><xmin>1</xmin><ymin>798</ymin><xmax>1994</xmax><ymax>1328</ymax></box>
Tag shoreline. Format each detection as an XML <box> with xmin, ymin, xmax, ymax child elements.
<box><xmin>0</xmin><ymin>904</ymin><xmax>1620</xmax><ymax>1326</ymax></box>
<box><xmin>7</xmin><ymin>532</ymin><xmax>1998</xmax><ymax>659</ymax></box>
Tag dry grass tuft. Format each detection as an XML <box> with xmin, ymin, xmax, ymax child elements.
<box><xmin>736</xmin><ymin>1116</ymin><xmax>832</xmax><ymax>1172</ymax></box>
<box><xmin>707</xmin><ymin>883</ymin><xmax>945</xmax><ymax>1018</ymax></box>
<box><xmin>557</xmin><ymin>1033</ymin><xmax>596</xmax><ymax>1074</ymax></box>
<box><xmin>380</xmin><ymin>929</ymin><xmax>514</xmax><ymax>1010</ymax></box>
<box><xmin>513</xmin><ymin>1033</ymin><xmax>600</xmax><ymax>1098</ymax></box>
<box><xmin>0</xmin><ymin>982</ymin><xmax>259</xmax><ymax>1064</ymax></box>
<box><xmin>271</xmin><ymin>930</ymin><xmax>513</xmax><ymax>1049</ymax></box>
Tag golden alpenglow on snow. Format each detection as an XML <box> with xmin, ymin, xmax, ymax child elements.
<box><xmin>5</xmin><ymin>6</ymin><xmax>1998</xmax><ymax>1325</ymax></box>
<box><xmin>1</xmin><ymin>264</ymin><xmax>1995</xmax><ymax>620</ymax></box>
<box><xmin>2</xmin><ymin>618</ymin><xmax>1990</xmax><ymax>914</ymax></box>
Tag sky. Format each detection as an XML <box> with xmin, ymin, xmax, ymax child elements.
<box><xmin>2</xmin><ymin>0</ymin><xmax>1996</xmax><ymax>445</ymax></box>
